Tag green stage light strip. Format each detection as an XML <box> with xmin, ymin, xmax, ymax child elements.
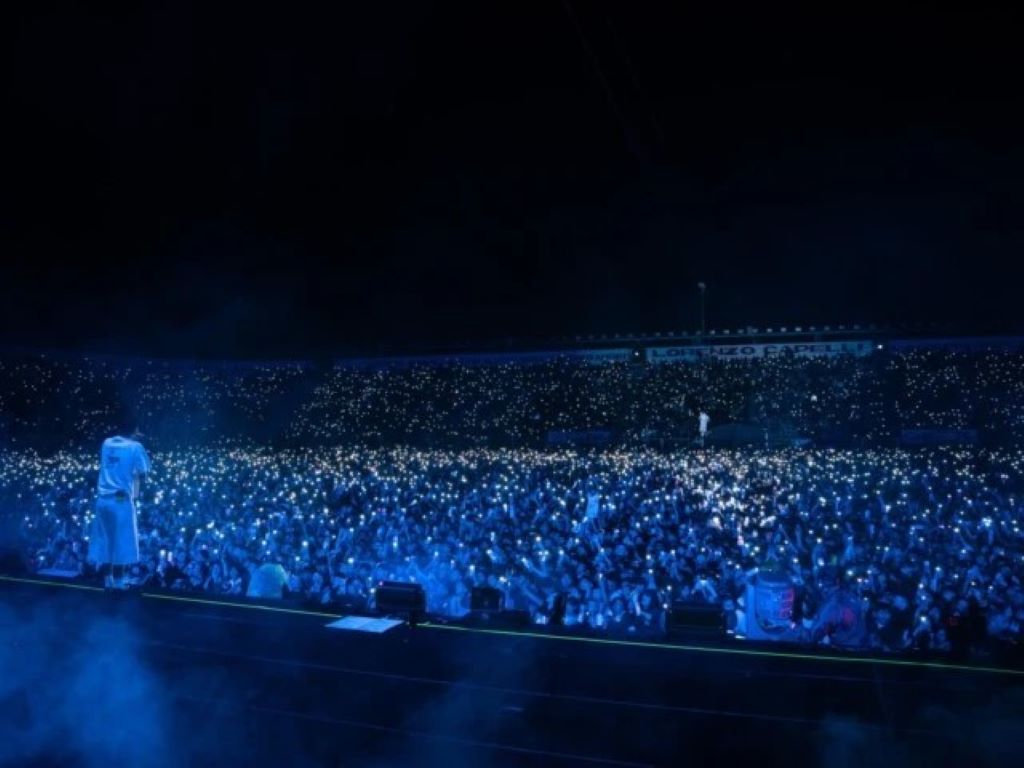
<box><xmin>420</xmin><ymin>622</ymin><xmax>1024</xmax><ymax>678</ymax></box>
<box><xmin>4</xmin><ymin>575</ymin><xmax>1021</xmax><ymax>678</ymax></box>
<box><xmin>141</xmin><ymin>591</ymin><xmax>344</xmax><ymax>620</ymax></box>
<box><xmin>0</xmin><ymin>574</ymin><xmax>105</xmax><ymax>592</ymax></box>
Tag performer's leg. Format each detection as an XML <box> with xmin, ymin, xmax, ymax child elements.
<box><xmin>109</xmin><ymin>499</ymin><xmax>139</xmax><ymax>589</ymax></box>
<box><xmin>97</xmin><ymin>496</ymin><xmax>118</xmax><ymax>587</ymax></box>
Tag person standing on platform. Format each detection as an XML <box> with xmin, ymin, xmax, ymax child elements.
<box><xmin>698</xmin><ymin>411</ymin><xmax>710</xmax><ymax>447</ymax></box>
<box><xmin>93</xmin><ymin>414</ymin><xmax>150</xmax><ymax>590</ymax></box>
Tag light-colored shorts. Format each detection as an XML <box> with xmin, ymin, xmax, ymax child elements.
<box><xmin>92</xmin><ymin>494</ymin><xmax>139</xmax><ymax>566</ymax></box>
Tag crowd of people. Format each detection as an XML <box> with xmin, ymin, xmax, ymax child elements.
<box><xmin>0</xmin><ymin>354</ymin><xmax>307</xmax><ymax>448</ymax></box>
<box><xmin>3</xmin><ymin>340</ymin><xmax>1024</xmax><ymax>654</ymax></box>
<box><xmin>9</xmin><ymin>444</ymin><xmax>1024</xmax><ymax>651</ymax></box>
<box><xmin>888</xmin><ymin>348</ymin><xmax>1024</xmax><ymax>442</ymax></box>
<box><xmin>3</xmin><ymin>344</ymin><xmax>1024</xmax><ymax>449</ymax></box>
<box><xmin>286</xmin><ymin>354</ymin><xmax>885</xmax><ymax>446</ymax></box>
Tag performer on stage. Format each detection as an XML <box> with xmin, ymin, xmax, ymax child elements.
<box><xmin>94</xmin><ymin>414</ymin><xmax>150</xmax><ymax>589</ymax></box>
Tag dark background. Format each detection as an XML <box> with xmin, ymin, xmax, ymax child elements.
<box><xmin>2</xmin><ymin>1</ymin><xmax>1023</xmax><ymax>358</ymax></box>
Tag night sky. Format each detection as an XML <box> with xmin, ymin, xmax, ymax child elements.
<box><xmin>3</xmin><ymin>2</ymin><xmax>1023</xmax><ymax>358</ymax></box>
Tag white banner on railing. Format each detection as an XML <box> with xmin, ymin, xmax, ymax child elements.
<box><xmin>647</xmin><ymin>340</ymin><xmax>874</xmax><ymax>363</ymax></box>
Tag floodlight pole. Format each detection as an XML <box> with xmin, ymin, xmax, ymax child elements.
<box><xmin>698</xmin><ymin>282</ymin><xmax>707</xmax><ymax>336</ymax></box>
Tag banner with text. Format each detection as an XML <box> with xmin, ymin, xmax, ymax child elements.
<box><xmin>336</xmin><ymin>347</ymin><xmax>632</xmax><ymax>370</ymax></box>
<box><xmin>647</xmin><ymin>340</ymin><xmax>874</xmax><ymax>363</ymax></box>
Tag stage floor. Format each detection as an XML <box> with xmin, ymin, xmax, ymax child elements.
<box><xmin>2</xmin><ymin>575</ymin><xmax>1023</xmax><ymax>767</ymax></box>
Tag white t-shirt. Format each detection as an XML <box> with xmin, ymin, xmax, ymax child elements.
<box><xmin>97</xmin><ymin>436</ymin><xmax>151</xmax><ymax>497</ymax></box>
<box><xmin>699</xmin><ymin>412</ymin><xmax>710</xmax><ymax>434</ymax></box>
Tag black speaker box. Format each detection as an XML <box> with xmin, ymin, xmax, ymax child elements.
<box><xmin>470</xmin><ymin>586</ymin><xmax>504</xmax><ymax>612</ymax></box>
<box><xmin>669</xmin><ymin>601</ymin><xmax>724</xmax><ymax>634</ymax></box>
<box><xmin>375</xmin><ymin>581</ymin><xmax>426</xmax><ymax>616</ymax></box>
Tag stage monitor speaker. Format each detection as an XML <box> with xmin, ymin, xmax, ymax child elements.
<box><xmin>375</xmin><ymin>581</ymin><xmax>426</xmax><ymax>619</ymax></box>
<box><xmin>669</xmin><ymin>601</ymin><xmax>724</xmax><ymax>635</ymax></box>
<box><xmin>470</xmin><ymin>586</ymin><xmax>503</xmax><ymax>612</ymax></box>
